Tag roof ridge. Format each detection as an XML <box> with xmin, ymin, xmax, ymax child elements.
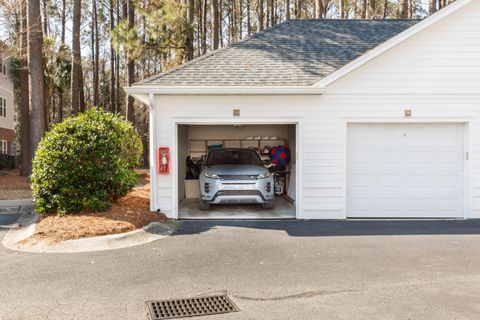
<box><xmin>293</xmin><ymin>18</ymin><xmax>422</xmax><ymax>21</ymax></box>
<box><xmin>136</xmin><ymin>20</ymin><xmax>293</xmax><ymax>85</ymax></box>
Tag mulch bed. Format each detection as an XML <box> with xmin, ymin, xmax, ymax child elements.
<box><xmin>28</xmin><ymin>171</ymin><xmax>166</xmax><ymax>244</ymax></box>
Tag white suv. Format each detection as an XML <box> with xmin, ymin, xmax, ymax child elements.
<box><xmin>199</xmin><ymin>148</ymin><xmax>274</xmax><ymax>210</ymax></box>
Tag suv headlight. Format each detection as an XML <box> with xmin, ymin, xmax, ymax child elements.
<box><xmin>204</xmin><ymin>171</ymin><xmax>219</xmax><ymax>179</ymax></box>
<box><xmin>257</xmin><ymin>172</ymin><xmax>272</xmax><ymax>179</ymax></box>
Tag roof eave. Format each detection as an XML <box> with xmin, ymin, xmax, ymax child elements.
<box><xmin>124</xmin><ymin>85</ymin><xmax>325</xmax><ymax>95</ymax></box>
<box><xmin>313</xmin><ymin>0</ymin><xmax>473</xmax><ymax>88</ymax></box>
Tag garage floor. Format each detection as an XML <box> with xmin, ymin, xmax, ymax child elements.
<box><xmin>178</xmin><ymin>196</ymin><xmax>295</xmax><ymax>219</ymax></box>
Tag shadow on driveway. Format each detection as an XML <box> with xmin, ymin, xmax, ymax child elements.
<box><xmin>0</xmin><ymin>213</ymin><xmax>23</xmax><ymax>234</ymax></box>
<box><xmin>174</xmin><ymin>219</ymin><xmax>480</xmax><ymax>237</ymax></box>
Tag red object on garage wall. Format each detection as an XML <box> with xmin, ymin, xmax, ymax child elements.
<box><xmin>157</xmin><ymin>147</ymin><xmax>170</xmax><ymax>175</ymax></box>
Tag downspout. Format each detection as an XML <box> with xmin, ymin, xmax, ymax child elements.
<box><xmin>148</xmin><ymin>93</ymin><xmax>157</xmax><ymax>212</ymax></box>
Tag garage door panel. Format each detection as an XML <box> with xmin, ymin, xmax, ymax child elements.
<box><xmin>347</xmin><ymin>123</ymin><xmax>464</xmax><ymax>218</ymax></box>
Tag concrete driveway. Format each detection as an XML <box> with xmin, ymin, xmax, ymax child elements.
<box><xmin>2</xmin><ymin>219</ymin><xmax>480</xmax><ymax>319</ymax></box>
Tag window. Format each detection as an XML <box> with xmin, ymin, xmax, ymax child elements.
<box><xmin>0</xmin><ymin>98</ymin><xmax>5</xmax><ymax>117</ymax></box>
<box><xmin>0</xmin><ymin>140</ymin><xmax>7</xmax><ymax>155</ymax></box>
<box><xmin>206</xmin><ymin>149</ymin><xmax>263</xmax><ymax>166</ymax></box>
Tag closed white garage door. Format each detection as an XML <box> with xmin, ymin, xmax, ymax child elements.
<box><xmin>347</xmin><ymin>123</ymin><xmax>465</xmax><ymax>218</ymax></box>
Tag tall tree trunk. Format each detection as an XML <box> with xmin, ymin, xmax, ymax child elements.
<box><xmin>19</xmin><ymin>0</ymin><xmax>30</xmax><ymax>176</ymax></box>
<box><xmin>285</xmin><ymin>0</ymin><xmax>290</xmax><ymax>20</ymax></box>
<box><xmin>273</xmin><ymin>0</ymin><xmax>277</xmax><ymax>24</ymax></box>
<box><xmin>361</xmin><ymin>0</ymin><xmax>367</xmax><ymax>18</ymax></box>
<box><xmin>314</xmin><ymin>0</ymin><xmax>322</xmax><ymax>18</ymax></box>
<box><xmin>92</xmin><ymin>0</ymin><xmax>99</xmax><ymax>106</ymax></box>
<box><xmin>428</xmin><ymin>0</ymin><xmax>436</xmax><ymax>14</ymax></box>
<box><xmin>239</xmin><ymin>0</ymin><xmax>243</xmax><ymax>39</ymax></box>
<box><xmin>398</xmin><ymin>0</ymin><xmax>408</xmax><ymax>18</ymax></box>
<box><xmin>212</xmin><ymin>0</ymin><xmax>220</xmax><ymax>49</ymax></box>
<box><xmin>58</xmin><ymin>93</ymin><xmax>64</xmax><ymax>120</ymax></box>
<box><xmin>115</xmin><ymin>0</ymin><xmax>120</xmax><ymax>113</ymax></box>
<box><xmin>79</xmin><ymin>67</ymin><xmax>86</xmax><ymax>111</ymax></box>
<box><xmin>91</xmin><ymin>3</ymin><xmax>95</xmax><ymax>106</ymax></box>
<box><xmin>61</xmin><ymin>0</ymin><xmax>66</xmax><ymax>43</ymax></box>
<box><xmin>196</xmin><ymin>0</ymin><xmax>202</xmax><ymax>55</ymax></box>
<box><xmin>58</xmin><ymin>0</ymin><xmax>65</xmax><ymax>120</ymax></box>
<box><xmin>186</xmin><ymin>0</ymin><xmax>195</xmax><ymax>59</ymax></box>
<box><xmin>339</xmin><ymin>0</ymin><xmax>345</xmax><ymax>18</ymax></box>
<box><xmin>42</xmin><ymin>0</ymin><xmax>49</xmax><ymax>36</ymax></box>
<box><xmin>383</xmin><ymin>0</ymin><xmax>388</xmax><ymax>17</ymax></box>
<box><xmin>247</xmin><ymin>0</ymin><xmax>251</xmax><ymax>34</ymax></box>
<box><xmin>202</xmin><ymin>0</ymin><xmax>207</xmax><ymax>54</ymax></box>
<box><xmin>265</xmin><ymin>0</ymin><xmax>270</xmax><ymax>27</ymax></box>
<box><xmin>71</xmin><ymin>0</ymin><xmax>83</xmax><ymax>113</ymax></box>
<box><xmin>219</xmin><ymin>0</ymin><xmax>223</xmax><ymax>46</ymax></box>
<box><xmin>295</xmin><ymin>0</ymin><xmax>301</xmax><ymax>19</ymax></box>
<box><xmin>27</xmin><ymin>0</ymin><xmax>46</xmax><ymax>165</ymax></box>
<box><xmin>109</xmin><ymin>0</ymin><xmax>116</xmax><ymax>112</ymax></box>
<box><xmin>268</xmin><ymin>0</ymin><xmax>274</xmax><ymax>26</ymax></box>
<box><xmin>258</xmin><ymin>0</ymin><xmax>264</xmax><ymax>31</ymax></box>
<box><xmin>125</xmin><ymin>0</ymin><xmax>135</xmax><ymax>123</ymax></box>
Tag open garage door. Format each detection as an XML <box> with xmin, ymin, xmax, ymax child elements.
<box><xmin>347</xmin><ymin>123</ymin><xmax>465</xmax><ymax>218</ymax></box>
<box><xmin>177</xmin><ymin>124</ymin><xmax>297</xmax><ymax>219</ymax></box>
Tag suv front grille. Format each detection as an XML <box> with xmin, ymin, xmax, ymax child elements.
<box><xmin>216</xmin><ymin>190</ymin><xmax>260</xmax><ymax>196</ymax></box>
<box><xmin>219</xmin><ymin>175</ymin><xmax>258</xmax><ymax>181</ymax></box>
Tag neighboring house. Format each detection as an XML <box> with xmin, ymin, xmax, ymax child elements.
<box><xmin>0</xmin><ymin>44</ymin><xmax>15</xmax><ymax>156</ymax></box>
<box><xmin>126</xmin><ymin>0</ymin><xmax>480</xmax><ymax>220</ymax></box>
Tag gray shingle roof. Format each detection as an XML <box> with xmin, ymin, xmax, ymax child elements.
<box><xmin>135</xmin><ymin>19</ymin><xmax>420</xmax><ymax>87</ymax></box>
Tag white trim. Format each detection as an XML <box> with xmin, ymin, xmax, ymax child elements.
<box><xmin>343</xmin><ymin>118</ymin><xmax>472</xmax><ymax>219</ymax></box>
<box><xmin>171</xmin><ymin>117</ymin><xmax>303</xmax><ymax>220</ymax></box>
<box><xmin>314</xmin><ymin>0</ymin><xmax>473</xmax><ymax>88</ymax></box>
<box><xmin>124</xmin><ymin>86</ymin><xmax>324</xmax><ymax>96</ymax></box>
<box><xmin>148</xmin><ymin>94</ymin><xmax>158</xmax><ymax>212</ymax></box>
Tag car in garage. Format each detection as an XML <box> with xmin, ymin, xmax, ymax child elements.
<box><xmin>199</xmin><ymin>148</ymin><xmax>275</xmax><ymax>210</ymax></box>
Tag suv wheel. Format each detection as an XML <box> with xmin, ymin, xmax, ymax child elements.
<box><xmin>199</xmin><ymin>200</ymin><xmax>211</xmax><ymax>210</ymax></box>
<box><xmin>262</xmin><ymin>201</ymin><xmax>274</xmax><ymax>209</ymax></box>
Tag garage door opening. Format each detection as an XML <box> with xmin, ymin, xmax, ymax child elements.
<box><xmin>177</xmin><ymin>124</ymin><xmax>297</xmax><ymax>219</ymax></box>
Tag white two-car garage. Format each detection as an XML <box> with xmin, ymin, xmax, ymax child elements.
<box><xmin>347</xmin><ymin>123</ymin><xmax>466</xmax><ymax>219</ymax></box>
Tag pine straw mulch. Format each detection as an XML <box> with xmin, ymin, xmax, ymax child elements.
<box><xmin>28</xmin><ymin>183</ymin><xmax>166</xmax><ymax>244</ymax></box>
<box><xmin>0</xmin><ymin>169</ymin><xmax>32</xmax><ymax>200</ymax></box>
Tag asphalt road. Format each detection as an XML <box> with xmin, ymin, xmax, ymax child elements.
<box><xmin>2</xmin><ymin>218</ymin><xmax>480</xmax><ymax>319</ymax></box>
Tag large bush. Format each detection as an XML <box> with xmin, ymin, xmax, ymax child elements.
<box><xmin>32</xmin><ymin>108</ymin><xmax>142</xmax><ymax>215</ymax></box>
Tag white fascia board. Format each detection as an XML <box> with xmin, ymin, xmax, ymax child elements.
<box><xmin>129</xmin><ymin>93</ymin><xmax>150</xmax><ymax>105</ymax></box>
<box><xmin>124</xmin><ymin>85</ymin><xmax>325</xmax><ymax>95</ymax></box>
<box><xmin>313</xmin><ymin>0</ymin><xmax>473</xmax><ymax>88</ymax></box>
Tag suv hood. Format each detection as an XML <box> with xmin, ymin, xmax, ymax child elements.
<box><xmin>204</xmin><ymin>164</ymin><xmax>268</xmax><ymax>176</ymax></box>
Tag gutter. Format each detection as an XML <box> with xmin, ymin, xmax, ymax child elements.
<box><xmin>124</xmin><ymin>85</ymin><xmax>325</xmax><ymax>95</ymax></box>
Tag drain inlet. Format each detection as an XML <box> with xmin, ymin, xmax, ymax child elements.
<box><xmin>146</xmin><ymin>294</ymin><xmax>239</xmax><ymax>319</ymax></box>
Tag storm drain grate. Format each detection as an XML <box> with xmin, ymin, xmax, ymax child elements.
<box><xmin>146</xmin><ymin>295</ymin><xmax>239</xmax><ymax>319</ymax></box>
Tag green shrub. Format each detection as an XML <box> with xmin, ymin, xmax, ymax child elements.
<box><xmin>31</xmin><ymin>107</ymin><xmax>142</xmax><ymax>215</ymax></box>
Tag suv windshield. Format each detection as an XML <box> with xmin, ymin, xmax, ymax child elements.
<box><xmin>206</xmin><ymin>149</ymin><xmax>262</xmax><ymax>166</ymax></box>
